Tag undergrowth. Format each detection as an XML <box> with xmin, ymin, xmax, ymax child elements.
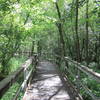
<box><xmin>0</xmin><ymin>83</ymin><xmax>24</xmax><ymax>100</ymax></box>
<box><xmin>0</xmin><ymin>56</ymin><xmax>26</xmax><ymax>100</ymax></box>
<box><xmin>60</xmin><ymin>61</ymin><xmax>100</xmax><ymax>100</ymax></box>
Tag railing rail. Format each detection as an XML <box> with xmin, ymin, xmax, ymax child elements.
<box><xmin>0</xmin><ymin>54</ymin><xmax>38</xmax><ymax>100</ymax></box>
<box><xmin>0</xmin><ymin>67</ymin><xmax>24</xmax><ymax>98</ymax></box>
<box><xmin>65</xmin><ymin>57</ymin><xmax>100</xmax><ymax>83</ymax></box>
<box><xmin>54</xmin><ymin>55</ymin><xmax>100</xmax><ymax>100</ymax></box>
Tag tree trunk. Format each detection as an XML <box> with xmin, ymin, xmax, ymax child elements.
<box><xmin>55</xmin><ymin>1</ymin><xmax>68</xmax><ymax>67</ymax></box>
<box><xmin>86</xmin><ymin>0</ymin><xmax>89</xmax><ymax>66</ymax></box>
<box><xmin>55</xmin><ymin>2</ymin><xmax>66</xmax><ymax>57</ymax></box>
<box><xmin>75</xmin><ymin>0</ymin><xmax>81</xmax><ymax>62</ymax></box>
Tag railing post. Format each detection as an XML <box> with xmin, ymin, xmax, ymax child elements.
<box><xmin>28</xmin><ymin>58</ymin><xmax>32</xmax><ymax>88</ymax></box>
<box><xmin>76</xmin><ymin>62</ymin><xmax>80</xmax><ymax>93</ymax></box>
<box><xmin>34</xmin><ymin>54</ymin><xmax>38</xmax><ymax>70</ymax></box>
<box><xmin>24</xmin><ymin>68</ymin><xmax>28</xmax><ymax>91</ymax></box>
<box><xmin>31</xmin><ymin>41</ymin><xmax>34</xmax><ymax>56</ymax></box>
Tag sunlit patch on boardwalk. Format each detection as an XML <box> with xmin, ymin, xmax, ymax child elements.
<box><xmin>22</xmin><ymin>61</ymin><xmax>73</xmax><ymax>100</ymax></box>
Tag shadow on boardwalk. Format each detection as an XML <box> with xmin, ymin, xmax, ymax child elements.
<box><xmin>22</xmin><ymin>61</ymin><xmax>75</xmax><ymax>100</ymax></box>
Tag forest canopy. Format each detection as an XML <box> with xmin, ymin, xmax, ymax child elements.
<box><xmin>0</xmin><ymin>0</ymin><xmax>100</xmax><ymax>100</ymax></box>
<box><xmin>0</xmin><ymin>0</ymin><xmax>100</xmax><ymax>73</ymax></box>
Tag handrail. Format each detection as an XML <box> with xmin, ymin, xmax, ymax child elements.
<box><xmin>54</xmin><ymin>55</ymin><xmax>100</xmax><ymax>82</ymax></box>
<box><xmin>54</xmin><ymin>55</ymin><xmax>100</xmax><ymax>100</ymax></box>
<box><xmin>64</xmin><ymin>57</ymin><xmax>100</xmax><ymax>100</ymax></box>
<box><xmin>0</xmin><ymin>67</ymin><xmax>24</xmax><ymax>98</ymax></box>
<box><xmin>0</xmin><ymin>55</ymin><xmax>38</xmax><ymax>99</ymax></box>
<box><xmin>65</xmin><ymin>57</ymin><xmax>100</xmax><ymax>83</ymax></box>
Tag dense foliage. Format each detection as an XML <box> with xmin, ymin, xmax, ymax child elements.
<box><xmin>0</xmin><ymin>0</ymin><xmax>100</xmax><ymax>100</ymax></box>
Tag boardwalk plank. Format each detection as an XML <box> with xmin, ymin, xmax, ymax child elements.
<box><xmin>22</xmin><ymin>61</ymin><xmax>75</xmax><ymax>100</ymax></box>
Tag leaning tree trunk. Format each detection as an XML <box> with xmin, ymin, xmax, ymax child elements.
<box><xmin>55</xmin><ymin>2</ymin><xmax>66</xmax><ymax>57</ymax></box>
<box><xmin>55</xmin><ymin>1</ymin><xmax>68</xmax><ymax>67</ymax></box>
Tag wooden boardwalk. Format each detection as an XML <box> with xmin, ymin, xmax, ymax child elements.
<box><xmin>22</xmin><ymin>61</ymin><xmax>76</xmax><ymax>100</ymax></box>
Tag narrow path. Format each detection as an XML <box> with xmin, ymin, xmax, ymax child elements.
<box><xmin>22</xmin><ymin>61</ymin><xmax>75</xmax><ymax>100</ymax></box>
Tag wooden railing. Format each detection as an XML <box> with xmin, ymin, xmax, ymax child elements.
<box><xmin>0</xmin><ymin>54</ymin><xmax>38</xmax><ymax>100</ymax></box>
<box><xmin>54</xmin><ymin>55</ymin><xmax>100</xmax><ymax>100</ymax></box>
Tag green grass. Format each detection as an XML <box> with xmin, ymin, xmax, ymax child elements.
<box><xmin>8</xmin><ymin>57</ymin><xmax>26</xmax><ymax>73</ymax></box>
<box><xmin>60</xmin><ymin>62</ymin><xmax>100</xmax><ymax>100</ymax></box>
<box><xmin>0</xmin><ymin>83</ymin><xmax>24</xmax><ymax>100</ymax></box>
<box><xmin>0</xmin><ymin>56</ymin><xmax>26</xmax><ymax>76</ymax></box>
<box><xmin>0</xmin><ymin>56</ymin><xmax>26</xmax><ymax>100</ymax></box>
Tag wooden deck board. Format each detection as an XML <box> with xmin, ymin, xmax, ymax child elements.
<box><xmin>22</xmin><ymin>61</ymin><xmax>75</xmax><ymax>100</ymax></box>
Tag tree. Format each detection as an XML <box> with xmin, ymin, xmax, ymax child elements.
<box><xmin>86</xmin><ymin>0</ymin><xmax>89</xmax><ymax>66</ymax></box>
<box><xmin>75</xmin><ymin>0</ymin><xmax>81</xmax><ymax>62</ymax></box>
